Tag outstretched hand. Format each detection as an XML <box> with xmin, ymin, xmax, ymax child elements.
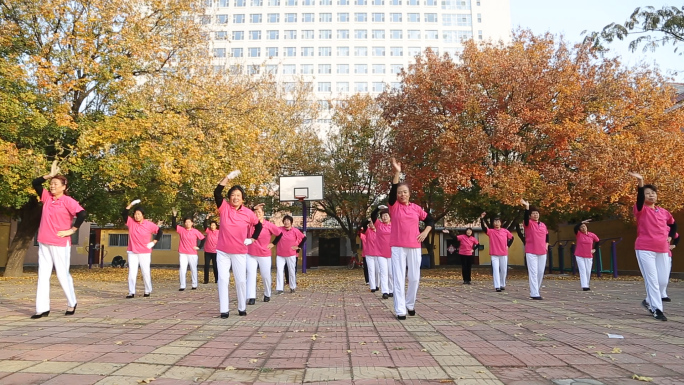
<box><xmin>581</xmin><ymin>219</ymin><xmax>592</xmax><ymax>224</ymax></box>
<box><xmin>378</xmin><ymin>205</ymin><xmax>388</xmax><ymax>210</ymax></box>
<box><xmin>520</xmin><ymin>199</ymin><xmax>529</xmax><ymax>208</ymax></box>
<box><xmin>628</xmin><ymin>172</ymin><xmax>643</xmax><ymax>180</ymax></box>
<box><xmin>46</xmin><ymin>160</ymin><xmax>61</xmax><ymax>178</ymax></box>
<box><xmin>442</xmin><ymin>229</ymin><xmax>450</xmax><ymax>234</ymax></box>
<box><xmin>391</xmin><ymin>157</ymin><xmax>401</xmax><ymax>174</ymax></box>
<box><xmin>227</xmin><ymin>170</ymin><xmax>241</xmax><ymax>180</ymax></box>
<box><xmin>480</xmin><ymin>212</ymin><xmax>486</xmax><ymax>218</ymax></box>
<box><xmin>172</xmin><ymin>208</ymin><xmax>178</xmax><ymax>217</ymax></box>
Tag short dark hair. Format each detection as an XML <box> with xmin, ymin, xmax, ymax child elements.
<box><xmin>643</xmin><ymin>184</ymin><xmax>657</xmax><ymax>192</ymax></box>
<box><xmin>183</xmin><ymin>217</ymin><xmax>193</xmax><ymax>223</ymax></box>
<box><xmin>464</xmin><ymin>227</ymin><xmax>474</xmax><ymax>235</ymax></box>
<box><xmin>227</xmin><ymin>185</ymin><xmax>246</xmax><ymax>200</ymax></box>
<box><xmin>51</xmin><ymin>174</ymin><xmax>68</xmax><ymax>186</ymax></box>
<box><xmin>209</xmin><ymin>221</ymin><xmax>218</xmax><ymax>228</ymax></box>
<box><xmin>529</xmin><ymin>206</ymin><xmax>540</xmax><ymax>214</ymax></box>
<box><xmin>380</xmin><ymin>209</ymin><xmax>390</xmax><ymax>216</ymax></box>
<box><xmin>283</xmin><ymin>215</ymin><xmax>293</xmax><ymax>224</ymax></box>
<box><xmin>493</xmin><ymin>217</ymin><xmax>501</xmax><ymax>222</ymax></box>
<box><xmin>134</xmin><ymin>206</ymin><xmax>146</xmax><ymax>216</ymax></box>
<box><xmin>397</xmin><ymin>182</ymin><xmax>410</xmax><ymax>190</ymax></box>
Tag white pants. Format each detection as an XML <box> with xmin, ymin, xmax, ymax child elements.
<box><xmin>217</xmin><ymin>251</ymin><xmax>247</xmax><ymax>313</ymax></box>
<box><xmin>376</xmin><ymin>257</ymin><xmax>393</xmax><ymax>294</ymax></box>
<box><xmin>366</xmin><ymin>256</ymin><xmax>378</xmax><ymax>289</ymax></box>
<box><xmin>179</xmin><ymin>253</ymin><xmax>198</xmax><ymax>289</ymax></box>
<box><xmin>36</xmin><ymin>242</ymin><xmax>77</xmax><ymax>313</ymax></box>
<box><xmin>391</xmin><ymin>247</ymin><xmax>421</xmax><ymax>316</ymax></box>
<box><xmin>276</xmin><ymin>255</ymin><xmax>297</xmax><ymax>291</ymax></box>
<box><xmin>526</xmin><ymin>253</ymin><xmax>547</xmax><ymax>298</ymax></box>
<box><xmin>491</xmin><ymin>255</ymin><xmax>508</xmax><ymax>289</ymax></box>
<box><xmin>127</xmin><ymin>252</ymin><xmax>152</xmax><ymax>295</ymax></box>
<box><xmin>636</xmin><ymin>250</ymin><xmax>667</xmax><ymax>312</ymax></box>
<box><xmin>247</xmin><ymin>255</ymin><xmax>272</xmax><ymax>298</ymax></box>
<box><xmin>660</xmin><ymin>257</ymin><xmax>672</xmax><ymax>299</ymax></box>
<box><xmin>575</xmin><ymin>256</ymin><xmax>593</xmax><ymax>289</ymax></box>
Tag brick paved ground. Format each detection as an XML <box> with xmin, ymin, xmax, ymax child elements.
<box><xmin>0</xmin><ymin>267</ymin><xmax>682</xmax><ymax>384</ymax></box>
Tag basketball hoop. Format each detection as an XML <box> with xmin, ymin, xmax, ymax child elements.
<box><xmin>294</xmin><ymin>187</ymin><xmax>308</xmax><ymax>202</ymax></box>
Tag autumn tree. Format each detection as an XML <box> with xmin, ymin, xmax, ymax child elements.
<box><xmin>380</xmin><ymin>31</ymin><xmax>684</xmax><ymax>242</ymax></box>
<box><xmin>316</xmin><ymin>94</ymin><xmax>391</xmax><ymax>257</ymax></box>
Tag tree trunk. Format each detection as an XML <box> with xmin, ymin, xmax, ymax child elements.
<box><xmin>3</xmin><ymin>201</ymin><xmax>42</xmax><ymax>277</ymax></box>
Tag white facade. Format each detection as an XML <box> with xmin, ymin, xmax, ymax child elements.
<box><xmin>202</xmin><ymin>0</ymin><xmax>510</xmax><ymax>113</ymax></box>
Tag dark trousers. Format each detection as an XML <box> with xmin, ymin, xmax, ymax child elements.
<box><xmin>204</xmin><ymin>252</ymin><xmax>218</xmax><ymax>283</ymax></box>
<box><xmin>363</xmin><ymin>256</ymin><xmax>369</xmax><ymax>283</ymax></box>
<box><xmin>460</xmin><ymin>254</ymin><xmax>472</xmax><ymax>283</ymax></box>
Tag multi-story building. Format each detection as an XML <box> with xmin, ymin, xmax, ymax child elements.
<box><xmin>202</xmin><ymin>0</ymin><xmax>511</xmax><ymax>118</ymax></box>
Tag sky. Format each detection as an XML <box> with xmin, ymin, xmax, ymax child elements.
<box><xmin>510</xmin><ymin>1</ymin><xmax>683</xmax><ymax>82</ymax></box>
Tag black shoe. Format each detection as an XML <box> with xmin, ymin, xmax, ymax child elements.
<box><xmin>641</xmin><ymin>299</ymin><xmax>653</xmax><ymax>313</ymax></box>
<box><xmin>191</xmin><ymin>287</ymin><xmax>197</xmax><ymax>290</ymax></box>
<box><xmin>582</xmin><ymin>288</ymin><xmax>590</xmax><ymax>291</ymax></box>
<box><xmin>31</xmin><ymin>311</ymin><xmax>50</xmax><ymax>319</ymax></box>
<box><xmin>179</xmin><ymin>288</ymin><xmax>185</xmax><ymax>291</ymax></box>
<box><xmin>238</xmin><ymin>310</ymin><xmax>247</xmax><ymax>316</ymax></box>
<box><xmin>370</xmin><ymin>288</ymin><xmax>377</xmax><ymax>293</ymax></box>
<box><xmin>143</xmin><ymin>293</ymin><xmax>150</xmax><ymax>297</ymax></box>
<box><xmin>382</xmin><ymin>293</ymin><xmax>389</xmax><ymax>299</ymax></box>
<box><xmin>203</xmin><ymin>281</ymin><xmax>209</xmax><ymax>284</ymax></box>
<box><xmin>654</xmin><ymin>309</ymin><xmax>667</xmax><ymax>321</ymax></box>
<box><xmin>408</xmin><ymin>309</ymin><xmax>416</xmax><ymax>316</ymax></box>
<box><xmin>276</xmin><ymin>290</ymin><xmax>283</xmax><ymax>295</ymax></box>
<box><xmin>531</xmin><ymin>296</ymin><xmax>543</xmax><ymax>300</ymax></box>
<box><xmin>662</xmin><ymin>297</ymin><xmax>671</xmax><ymax>302</ymax></box>
<box><xmin>397</xmin><ymin>315</ymin><xmax>406</xmax><ymax>320</ymax></box>
<box><xmin>500</xmin><ymin>287</ymin><xmax>505</xmax><ymax>291</ymax></box>
<box><xmin>126</xmin><ymin>294</ymin><xmax>135</xmax><ymax>299</ymax></box>
<box><xmin>375</xmin><ymin>287</ymin><xmax>380</xmax><ymax>291</ymax></box>
<box><xmin>248</xmin><ymin>299</ymin><xmax>256</xmax><ymax>305</ymax></box>
<box><xmin>496</xmin><ymin>288</ymin><xmax>502</xmax><ymax>292</ymax></box>
<box><xmin>388</xmin><ymin>293</ymin><xmax>393</xmax><ymax>297</ymax></box>
<box><xmin>290</xmin><ymin>288</ymin><xmax>296</xmax><ymax>293</ymax></box>
<box><xmin>65</xmin><ymin>304</ymin><xmax>77</xmax><ymax>316</ymax></box>
<box><xmin>263</xmin><ymin>296</ymin><xmax>270</xmax><ymax>302</ymax></box>
<box><xmin>220</xmin><ymin>312</ymin><xmax>229</xmax><ymax>319</ymax></box>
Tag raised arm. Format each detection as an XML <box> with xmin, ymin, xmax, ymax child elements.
<box><xmin>521</xmin><ymin>199</ymin><xmax>530</xmax><ymax>226</ymax></box>
<box><xmin>34</xmin><ymin>160</ymin><xmax>61</xmax><ymax>196</ymax></box>
<box><xmin>214</xmin><ymin>170</ymin><xmax>241</xmax><ymax>208</ymax></box>
<box><xmin>479</xmin><ymin>212</ymin><xmax>488</xmax><ymax>233</ymax></box>
<box><xmin>121</xmin><ymin>207</ymin><xmax>130</xmax><ymax>224</ymax></box>
<box><xmin>370</xmin><ymin>207</ymin><xmax>381</xmax><ymax>223</ymax></box>
<box><xmin>573</xmin><ymin>223</ymin><xmax>582</xmax><ymax>235</ymax></box>
<box><xmin>388</xmin><ymin>158</ymin><xmax>401</xmax><ymax>205</ymax></box>
<box><xmin>170</xmin><ymin>208</ymin><xmax>178</xmax><ymax>228</ymax></box>
<box><xmin>629</xmin><ymin>172</ymin><xmax>645</xmax><ymax>211</ymax></box>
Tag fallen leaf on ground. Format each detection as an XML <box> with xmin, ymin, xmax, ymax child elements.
<box><xmin>249</xmin><ymin>359</ymin><xmax>258</xmax><ymax>363</ymax></box>
<box><xmin>632</xmin><ymin>374</ymin><xmax>653</xmax><ymax>382</ymax></box>
<box><xmin>225</xmin><ymin>366</ymin><xmax>235</xmax><ymax>371</ymax></box>
<box><xmin>611</xmin><ymin>347</ymin><xmax>622</xmax><ymax>354</ymax></box>
<box><xmin>137</xmin><ymin>378</ymin><xmax>155</xmax><ymax>384</ymax></box>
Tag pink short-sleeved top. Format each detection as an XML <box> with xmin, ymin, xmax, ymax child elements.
<box><xmin>575</xmin><ymin>231</ymin><xmax>599</xmax><ymax>258</ymax></box>
<box><xmin>634</xmin><ymin>204</ymin><xmax>675</xmax><ymax>253</ymax></box>
<box><xmin>456</xmin><ymin>234</ymin><xmax>479</xmax><ymax>255</ymax></box>
<box><xmin>524</xmin><ymin>219</ymin><xmax>548</xmax><ymax>255</ymax></box>
<box><xmin>248</xmin><ymin>220</ymin><xmax>281</xmax><ymax>257</ymax></box>
<box><xmin>37</xmin><ymin>189</ymin><xmax>85</xmax><ymax>247</ymax></box>
<box><xmin>217</xmin><ymin>201</ymin><xmax>259</xmax><ymax>254</ymax></box>
<box><xmin>204</xmin><ymin>228</ymin><xmax>219</xmax><ymax>253</ymax></box>
<box><xmin>177</xmin><ymin>226</ymin><xmax>205</xmax><ymax>255</ymax></box>
<box><xmin>126</xmin><ymin>216</ymin><xmax>160</xmax><ymax>254</ymax></box>
<box><xmin>389</xmin><ymin>202</ymin><xmax>427</xmax><ymax>249</ymax></box>
<box><xmin>276</xmin><ymin>226</ymin><xmax>305</xmax><ymax>257</ymax></box>
<box><xmin>374</xmin><ymin>220</ymin><xmax>392</xmax><ymax>258</ymax></box>
<box><xmin>484</xmin><ymin>227</ymin><xmax>513</xmax><ymax>256</ymax></box>
<box><xmin>364</xmin><ymin>228</ymin><xmax>381</xmax><ymax>257</ymax></box>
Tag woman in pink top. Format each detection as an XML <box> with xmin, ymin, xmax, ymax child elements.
<box><xmin>31</xmin><ymin>161</ymin><xmax>87</xmax><ymax>319</ymax></box>
<box><xmin>521</xmin><ymin>199</ymin><xmax>549</xmax><ymax>300</ymax></box>
<box><xmin>388</xmin><ymin>158</ymin><xmax>435</xmax><ymax>320</ymax></box>
<box><xmin>123</xmin><ymin>200</ymin><xmax>163</xmax><ymax>299</ymax></box>
<box><xmin>629</xmin><ymin>172</ymin><xmax>676</xmax><ymax>321</ymax></box>
<box><xmin>573</xmin><ymin>220</ymin><xmax>600</xmax><ymax>291</ymax></box>
<box><xmin>370</xmin><ymin>205</ymin><xmax>393</xmax><ymax>299</ymax></box>
<box><xmin>203</xmin><ymin>214</ymin><xmax>219</xmax><ymax>284</ymax></box>
<box><xmin>246</xmin><ymin>204</ymin><xmax>281</xmax><ymax>304</ymax></box>
<box><xmin>443</xmin><ymin>228</ymin><xmax>479</xmax><ymax>285</ymax></box>
<box><xmin>480</xmin><ymin>212</ymin><xmax>514</xmax><ymax>292</ymax></box>
<box><xmin>362</xmin><ymin>219</ymin><xmax>381</xmax><ymax>293</ymax></box>
<box><xmin>214</xmin><ymin>171</ymin><xmax>262</xmax><ymax>318</ymax></box>
<box><xmin>272</xmin><ymin>215</ymin><xmax>306</xmax><ymax>294</ymax></box>
<box><xmin>171</xmin><ymin>210</ymin><xmax>206</xmax><ymax>291</ymax></box>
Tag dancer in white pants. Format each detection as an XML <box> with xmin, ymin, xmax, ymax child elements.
<box><xmin>369</xmin><ymin>205</ymin><xmax>393</xmax><ymax>298</ymax></box>
<box><xmin>479</xmin><ymin>212</ymin><xmax>514</xmax><ymax>292</ymax></box>
<box><xmin>629</xmin><ymin>172</ymin><xmax>677</xmax><ymax>321</ymax></box>
<box><xmin>521</xmin><ymin>199</ymin><xmax>549</xmax><ymax>300</ymax></box>
<box><xmin>172</xmin><ymin>210</ymin><xmax>205</xmax><ymax>291</ymax></box>
<box><xmin>31</xmin><ymin>161</ymin><xmax>87</xmax><ymax>319</ymax></box>
<box><xmin>273</xmin><ymin>215</ymin><xmax>306</xmax><ymax>293</ymax></box>
<box><xmin>362</xmin><ymin>220</ymin><xmax>380</xmax><ymax>292</ymax></box>
<box><xmin>247</xmin><ymin>204</ymin><xmax>281</xmax><ymax>303</ymax></box>
<box><xmin>122</xmin><ymin>200</ymin><xmax>162</xmax><ymax>298</ymax></box>
<box><xmin>573</xmin><ymin>220</ymin><xmax>599</xmax><ymax>291</ymax></box>
<box><xmin>387</xmin><ymin>158</ymin><xmax>434</xmax><ymax>320</ymax></box>
<box><xmin>214</xmin><ymin>171</ymin><xmax>262</xmax><ymax>318</ymax></box>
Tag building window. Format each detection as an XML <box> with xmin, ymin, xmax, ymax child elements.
<box><xmin>337</xmin><ymin>46</ymin><xmax>350</xmax><ymax>56</ymax></box>
<box><xmin>265</xmin><ymin>64</ymin><xmax>278</xmax><ymax>74</ymax></box>
<box><xmin>372</xmin><ymin>64</ymin><xmax>385</xmax><ymax>73</ymax></box>
<box><xmin>337</xmin><ymin>64</ymin><xmax>350</xmax><ymax>73</ymax></box>
<box><xmin>354</xmin><ymin>46</ymin><xmax>368</xmax><ymax>56</ymax></box>
<box><xmin>355</xmin><ymin>0</ymin><xmax>367</xmax><ymax>4</ymax></box>
<box><xmin>284</xmin><ymin>47</ymin><xmax>297</xmax><ymax>56</ymax></box>
<box><xmin>443</xmin><ymin>30</ymin><xmax>472</xmax><ymax>42</ymax></box>
<box><xmin>390</xmin><ymin>64</ymin><xmax>402</xmax><ymax>73</ymax></box>
<box><xmin>302</xmin><ymin>13</ymin><xmax>315</xmax><ymax>22</ymax></box>
<box><xmin>318</xmin><ymin>64</ymin><xmax>332</xmax><ymax>74</ymax></box>
<box><xmin>267</xmin><ymin>13</ymin><xmax>279</xmax><ymax>22</ymax></box>
<box><xmin>108</xmin><ymin>234</ymin><xmax>128</xmax><ymax>247</ymax></box>
<box><xmin>390</xmin><ymin>0</ymin><xmax>400</xmax><ymax>4</ymax></box>
<box><xmin>408</xmin><ymin>0</ymin><xmax>418</xmax><ymax>4</ymax></box>
<box><xmin>373</xmin><ymin>0</ymin><xmax>384</xmax><ymax>4</ymax></box>
<box><xmin>268</xmin><ymin>0</ymin><xmax>280</xmax><ymax>4</ymax></box>
<box><xmin>233</xmin><ymin>14</ymin><xmax>245</xmax><ymax>23</ymax></box>
<box><xmin>354</xmin><ymin>64</ymin><xmax>368</xmax><ymax>73</ymax></box>
<box><xmin>320</xmin><ymin>30</ymin><xmax>333</xmax><ymax>39</ymax></box>
<box><xmin>230</xmin><ymin>65</ymin><xmax>243</xmax><ymax>74</ymax></box>
<box><xmin>407</xmin><ymin>46</ymin><xmax>421</xmax><ymax>56</ymax></box>
<box><xmin>407</xmin><ymin>30</ymin><xmax>420</xmax><ymax>39</ymax></box>
<box><xmin>372</xmin><ymin>46</ymin><xmax>385</xmax><ymax>56</ymax></box>
<box><xmin>252</xmin><ymin>0</ymin><xmax>263</xmax><ymax>5</ymax></box>
<box><xmin>338</xmin><ymin>0</ymin><xmax>349</xmax><ymax>4</ymax></box>
<box><xmin>248</xmin><ymin>47</ymin><xmax>261</xmax><ymax>57</ymax></box>
<box><xmin>249</xmin><ymin>30</ymin><xmax>262</xmax><ymax>39</ymax></box>
<box><xmin>407</xmin><ymin>13</ymin><xmax>419</xmax><ymax>22</ymax></box>
<box><xmin>284</xmin><ymin>13</ymin><xmax>297</xmax><ymax>22</ymax></box>
<box><xmin>338</xmin><ymin>12</ymin><xmax>350</xmax><ymax>22</ymax></box>
<box><xmin>302</xmin><ymin>30</ymin><xmax>314</xmax><ymax>39</ymax></box>
<box><xmin>424</xmin><ymin>13</ymin><xmax>437</xmax><ymax>22</ymax></box>
<box><xmin>337</xmin><ymin>29</ymin><xmax>350</xmax><ymax>39</ymax></box>
<box><xmin>215</xmin><ymin>31</ymin><xmax>228</xmax><ymax>39</ymax></box>
<box><xmin>390</xmin><ymin>47</ymin><xmax>402</xmax><ymax>56</ymax></box>
<box><xmin>389</xmin><ymin>13</ymin><xmax>402</xmax><ymax>22</ymax></box>
<box><xmin>355</xmin><ymin>13</ymin><xmax>367</xmax><ymax>22</ymax></box>
<box><xmin>285</xmin><ymin>0</ymin><xmax>296</xmax><ymax>5</ymax></box>
<box><xmin>391</xmin><ymin>82</ymin><xmax>401</xmax><ymax>89</ymax></box>
<box><xmin>216</xmin><ymin>14</ymin><xmax>229</xmax><ymax>23</ymax></box>
<box><xmin>425</xmin><ymin>30</ymin><xmax>438</xmax><ymax>39</ymax></box>
<box><xmin>266</xmin><ymin>47</ymin><xmax>278</xmax><ymax>56</ymax></box>
<box><xmin>247</xmin><ymin>65</ymin><xmax>260</xmax><ymax>75</ymax></box>
<box><xmin>301</xmin><ymin>64</ymin><xmax>314</xmax><ymax>74</ymax></box>
<box><xmin>478</xmin><ymin>30</ymin><xmax>483</xmax><ymax>39</ymax></box>
<box><xmin>303</xmin><ymin>0</ymin><xmax>314</xmax><ymax>4</ymax></box>
<box><xmin>337</xmin><ymin>82</ymin><xmax>350</xmax><ymax>92</ymax></box>
<box><xmin>372</xmin><ymin>82</ymin><xmax>385</xmax><ymax>92</ymax></box>
<box><xmin>354</xmin><ymin>82</ymin><xmax>368</xmax><ymax>92</ymax></box>
<box><xmin>284</xmin><ymin>82</ymin><xmax>296</xmax><ymax>92</ymax></box>
<box><xmin>320</xmin><ymin>13</ymin><xmax>333</xmax><ymax>22</ymax></box>
<box><xmin>267</xmin><ymin>30</ymin><xmax>279</xmax><ymax>39</ymax></box>
<box><xmin>320</xmin><ymin>0</ymin><xmax>332</xmax><ymax>4</ymax></box>
<box><xmin>199</xmin><ymin>15</ymin><xmax>211</xmax><ymax>25</ymax></box>
<box><xmin>235</xmin><ymin>0</ymin><xmax>246</xmax><ymax>5</ymax></box>
<box><xmin>219</xmin><ymin>0</ymin><xmax>229</xmax><ymax>6</ymax></box>
<box><xmin>372</xmin><ymin>13</ymin><xmax>384</xmax><ymax>22</ymax></box>
<box><xmin>283</xmin><ymin>64</ymin><xmax>296</xmax><ymax>73</ymax></box>
<box><xmin>476</xmin><ymin>0</ymin><xmax>480</xmax><ymax>5</ymax></box>
<box><xmin>318</xmin><ymin>82</ymin><xmax>332</xmax><ymax>92</ymax></box>
<box><xmin>355</xmin><ymin>29</ymin><xmax>368</xmax><ymax>39</ymax></box>
<box><xmin>232</xmin><ymin>31</ymin><xmax>245</xmax><ymax>40</ymax></box>
<box><xmin>372</xmin><ymin>29</ymin><xmax>385</xmax><ymax>39</ymax></box>
<box><xmin>284</xmin><ymin>30</ymin><xmax>297</xmax><ymax>39</ymax></box>
<box><xmin>153</xmin><ymin>235</ymin><xmax>172</xmax><ymax>250</ymax></box>
<box><xmin>442</xmin><ymin>0</ymin><xmax>470</xmax><ymax>9</ymax></box>
<box><xmin>390</xmin><ymin>29</ymin><xmax>402</xmax><ymax>39</ymax></box>
<box><xmin>443</xmin><ymin>13</ymin><xmax>471</xmax><ymax>26</ymax></box>
<box><xmin>319</xmin><ymin>47</ymin><xmax>332</xmax><ymax>56</ymax></box>
<box><xmin>425</xmin><ymin>0</ymin><xmax>437</xmax><ymax>5</ymax></box>
<box><xmin>301</xmin><ymin>47</ymin><xmax>314</xmax><ymax>56</ymax></box>
<box><xmin>231</xmin><ymin>48</ymin><xmax>244</xmax><ymax>57</ymax></box>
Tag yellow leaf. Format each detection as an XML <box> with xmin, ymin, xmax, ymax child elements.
<box><xmin>249</xmin><ymin>359</ymin><xmax>258</xmax><ymax>364</ymax></box>
<box><xmin>137</xmin><ymin>378</ymin><xmax>156</xmax><ymax>384</ymax></box>
<box><xmin>225</xmin><ymin>366</ymin><xmax>236</xmax><ymax>371</ymax></box>
<box><xmin>632</xmin><ymin>374</ymin><xmax>653</xmax><ymax>382</ymax></box>
<box><xmin>611</xmin><ymin>347</ymin><xmax>622</xmax><ymax>354</ymax></box>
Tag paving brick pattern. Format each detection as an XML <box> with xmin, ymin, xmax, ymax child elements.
<box><xmin>0</xmin><ymin>269</ymin><xmax>682</xmax><ymax>384</ymax></box>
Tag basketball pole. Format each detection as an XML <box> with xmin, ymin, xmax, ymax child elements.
<box><xmin>298</xmin><ymin>197</ymin><xmax>307</xmax><ymax>274</ymax></box>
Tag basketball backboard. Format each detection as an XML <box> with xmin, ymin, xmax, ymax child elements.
<box><xmin>279</xmin><ymin>175</ymin><xmax>324</xmax><ymax>202</ymax></box>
